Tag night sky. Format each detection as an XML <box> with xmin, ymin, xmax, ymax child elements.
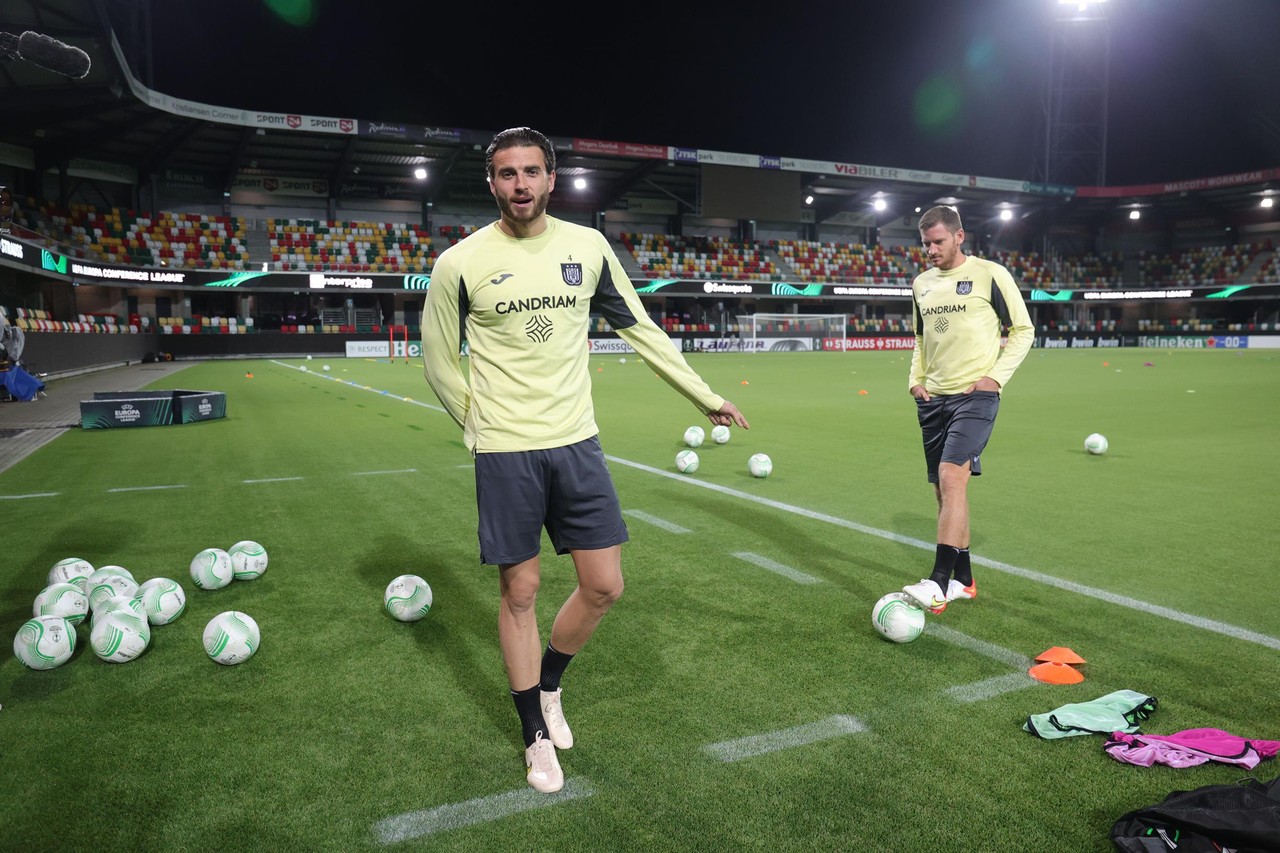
<box><xmin>143</xmin><ymin>0</ymin><xmax>1280</xmax><ymax>186</ymax></box>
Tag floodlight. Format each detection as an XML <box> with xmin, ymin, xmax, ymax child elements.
<box><xmin>1262</xmin><ymin>197</ymin><xmax>1274</xmax><ymax>209</ymax></box>
<box><xmin>1000</xmin><ymin>209</ymin><xmax>1013</xmax><ymax>221</ymax></box>
<box><xmin>873</xmin><ymin>198</ymin><xmax>887</xmax><ymax>212</ymax></box>
<box><xmin>805</xmin><ymin>195</ymin><xmax>814</xmax><ymax>205</ymax></box>
<box><xmin>573</xmin><ymin>177</ymin><xmax>587</xmax><ymax>190</ymax></box>
<box><xmin>413</xmin><ymin>167</ymin><xmax>427</xmax><ymax>180</ymax></box>
<box><xmin>1129</xmin><ymin>210</ymin><xmax>1140</xmax><ymax>220</ymax></box>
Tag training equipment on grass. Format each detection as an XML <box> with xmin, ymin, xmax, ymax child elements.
<box><xmin>384</xmin><ymin>574</ymin><xmax>433</xmax><ymax>622</ymax></box>
<box><xmin>683</xmin><ymin>425</ymin><xmax>705</xmax><ymax>447</ymax></box>
<box><xmin>91</xmin><ymin>593</ymin><xmax>146</xmax><ymax>627</ymax></box>
<box><xmin>137</xmin><ymin>578</ymin><xmax>186</xmax><ymax>625</ymax></box>
<box><xmin>1084</xmin><ymin>433</ymin><xmax>1109</xmax><ymax>455</ymax></box>
<box><xmin>228</xmin><ymin>540</ymin><xmax>269</xmax><ymax>581</ymax></box>
<box><xmin>90</xmin><ymin>610</ymin><xmax>151</xmax><ymax>663</ymax></box>
<box><xmin>323</xmin><ymin>364</ymin><xmax>330</xmax><ymax>372</ymax></box>
<box><xmin>13</xmin><ymin>615</ymin><xmax>76</xmax><ymax>670</ymax></box>
<box><xmin>204</xmin><ymin>611</ymin><xmax>260</xmax><ymax>664</ymax></box>
<box><xmin>676</xmin><ymin>449</ymin><xmax>700</xmax><ymax>473</ymax></box>
<box><xmin>48</xmin><ymin>557</ymin><xmax>94</xmax><ymax>589</ymax></box>
<box><xmin>871</xmin><ymin>592</ymin><xmax>926</xmax><ymax>643</ymax></box>
<box><xmin>190</xmin><ymin>548</ymin><xmax>234</xmax><ymax>590</ymax></box>
<box><xmin>748</xmin><ymin>453</ymin><xmax>773</xmax><ymax>478</ymax></box>
<box><xmin>33</xmin><ymin>582</ymin><xmax>89</xmax><ymax>625</ymax></box>
<box><xmin>86</xmin><ymin>569</ymin><xmax>139</xmax><ymax>611</ymax></box>
<box><xmin>711</xmin><ymin>425</ymin><xmax>731</xmax><ymax>445</ymax></box>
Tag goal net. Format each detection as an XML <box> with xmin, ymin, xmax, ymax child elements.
<box><xmin>736</xmin><ymin>313</ymin><xmax>847</xmax><ymax>352</ymax></box>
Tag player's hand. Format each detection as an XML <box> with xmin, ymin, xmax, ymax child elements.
<box><xmin>965</xmin><ymin>376</ymin><xmax>1001</xmax><ymax>394</ymax></box>
<box><xmin>910</xmin><ymin>384</ymin><xmax>931</xmax><ymax>402</ymax></box>
<box><xmin>708</xmin><ymin>400</ymin><xmax>749</xmax><ymax>429</ymax></box>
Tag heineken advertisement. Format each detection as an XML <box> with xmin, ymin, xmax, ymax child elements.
<box><xmin>80</xmin><ymin>390</ymin><xmax>227</xmax><ymax>429</ymax></box>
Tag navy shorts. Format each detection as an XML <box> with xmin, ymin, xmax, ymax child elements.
<box><xmin>916</xmin><ymin>391</ymin><xmax>1001</xmax><ymax>484</ymax></box>
<box><xmin>473</xmin><ymin>435</ymin><xmax>629</xmax><ymax>565</ymax></box>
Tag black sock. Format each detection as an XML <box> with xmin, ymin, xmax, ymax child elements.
<box><xmin>511</xmin><ymin>685</ymin><xmax>546</xmax><ymax>748</ymax></box>
<box><xmin>929</xmin><ymin>544</ymin><xmax>961</xmax><ymax>590</ymax></box>
<box><xmin>954</xmin><ymin>548</ymin><xmax>972</xmax><ymax>586</ymax></box>
<box><xmin>539</xmin><ymin>643</ymin><xmax>575</xmax><ymax>693</ymax></box>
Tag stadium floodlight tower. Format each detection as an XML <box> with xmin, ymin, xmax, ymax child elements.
<box><xmin>1040</xmin><ymin>0</ymin><xmax>1112</xmax><ymax>189</ymax></box>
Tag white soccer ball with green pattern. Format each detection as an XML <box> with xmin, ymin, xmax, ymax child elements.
<box><xmin>228</xmin><ymin>540</ymin><xmax>268</xmax><ymax>581</ymax></box>
<box><xmin>711</xmin><ymin>425</ymin><xmax>731</xmax><ymax>445</ymax></box>
<box><xmin>871</xmin><ymin>592</ymin><xmax>926</xmax><ymax>644</ymax></box>
<box><xmin>384</xmin><ymin>575</ymin><xmax>433</xmax><ymax>622</ymax></box>
<box><xmin>91</xmin><ymin>593</ymin><xmax>147</xmax><ymax>627</ymax></box>
<box><xmin>90</xmin><ymin>610</ymin><xmax>151</xmax><ymax>663</ymax></box>
<box><xmin>675</xmin><ymin>449</ymin><xmax>700</xmax><ymax>474</ymax></box>
<box><xmin>86</xmin><ymin>568</ymin><xmax>139</xmax><ymax>612</ymax></box>
<box><xmin>137</xmin><ymin>577</ymin><xmax>186</xmax><ymax>625</ymax></box>
<box><xmin>203</xmin><ymin>611</ymin><xmax>260</xmax><ymax>665</ymax></box>
<box><xmin>13</xmin><ymin>615</ymin><xmax>76</xmax><ymax>670</ymax></box>
<box><xmin>190</xmin><ymin>548</ymin><xmax>234</xmax><ymax>590</ymax></box>
<box><xmin>683</xmin><ymin>426</ymin><xmax>705</xmax><ymax>448</ymax></box>
<box><xmin>33</xmin><ymin>582</ymin><xmax>90</xmax><ymax>626</ymax></box>
<box><xmin>48</xmin><ymin>558</ymin><xmax>95</xmax><ymax>591</ymax></box>
<box><xmin>748</xmin><ymin>453</ymin><xmax>773</xmax><ymax>478</ymax></box>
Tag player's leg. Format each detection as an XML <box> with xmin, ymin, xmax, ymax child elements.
<box><xmin>938</xmin><ymin>392</ymin><xmax>999</xmax><ymax>604</ymax></box>
<box><xmin>477</xmin><ymin>450</ymin><xmax>563</xmax><ymax>793</ymax></box>
<box><xmin>541</xmin><ymin>437</ymin><xmax>629</xmax><ymax>750</ymax></box>
<box><xmin>904</xmin><ymin>397</ymin><xmax>954</xmax><ymax>610</ymax></box>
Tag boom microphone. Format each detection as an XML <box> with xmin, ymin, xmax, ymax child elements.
<box><xmin>15</xmin><ymin>31</ymin><xmax>92</xmax><ymax>78</ymax></box>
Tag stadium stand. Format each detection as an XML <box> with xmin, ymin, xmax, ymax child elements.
<box><xmin>620</xmin><ymin>233</ymin><xmax>780</xmax><ymax>281</ymax></box>
<box><xmin>770</xmin><ymin>240</ymin><xmax>914</xmax><ymax>284</ymax></box>
<box><xmin>267</xmin><ymin>219</ymin><xmax>436</xmax><ymax>272</ymax></box>
<box><xmin>1136</xmin><ymin>241</ymin><xmax>1271</xmax><ymax>288</ymax></box>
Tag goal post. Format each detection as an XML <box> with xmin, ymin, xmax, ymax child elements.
<box><xmin>736</xmin><ymin>313</ymin><xmax>847</xmax><ymax>352</ymax></box>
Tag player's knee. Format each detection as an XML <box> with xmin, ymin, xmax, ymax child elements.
<box><xmin>584</xmin><ymin>575</ymin><xmax>623</xmax><ymax>610</ymax></box>
<box><xmin>501</xmin><ymin>574</ymin><xmax>540</xmax><ymax>612</ymax></box>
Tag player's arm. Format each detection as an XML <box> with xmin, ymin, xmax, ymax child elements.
<box><xmin>593</xmin><ymin>246</ymin><xmax>745</xmax><ymax>427</ymax></box>
<box><xmin>908</xmin><ymin>286</ymin><xmax>929</xmax><ymax>400</ymax></box>
<box><xmin>421</xmin><ymin>255</ymin><xmax>471</xmax><ymax>430</ymax></box>
<box><xmin>985</xmin><ymin>264</ymin><xmax>1035</xmax><ymax>389</ymax></box>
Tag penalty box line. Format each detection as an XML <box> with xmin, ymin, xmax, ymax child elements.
<box><xmin>604</xmin><ymin>455</ymin><xmax>1280</xmax><ymax>652</ymax></box>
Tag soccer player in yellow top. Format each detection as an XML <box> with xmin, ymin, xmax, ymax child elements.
<box><xmin>901</xmin><ymin>205</ymin><xmax>1034</xmax><ymax>614</ymax></box>
<box><xmin>422</xmin><ymin>127</ymin><xmax>749</xmax><ymax>794</ymax></box>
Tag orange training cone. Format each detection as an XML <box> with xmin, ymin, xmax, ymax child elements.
<box><xmin>245</xmin><ymin>372</ymin><xmax>254</xmax><ymax>379</ymax></box>
<box><xmin>1028</xmin><ymin>662</ymin><xmax>1084</xmax><ymax>684</ymax></box>
<box><xmin>1035</xmin><ymin>646</ymin><xmax>1086</xmax><ymax>665</ymax></box>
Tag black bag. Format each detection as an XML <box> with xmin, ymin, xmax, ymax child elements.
<box><xmin>1111</xmin><ymin>773</ymin><xmax>1280</xmax><ymax>852</ymax></box>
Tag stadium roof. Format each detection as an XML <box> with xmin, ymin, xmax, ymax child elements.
<box><xmin>3</xmin><ymin>0</ymin><xmax>1277</xmax><ymax>245</ymax></box>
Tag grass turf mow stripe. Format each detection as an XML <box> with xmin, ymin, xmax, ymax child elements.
<box><xmin>604</xmin><ymin>456</ymin><xmax>1280</xmax><ymax>651</ymax></box>
<box><xmin>622</xmin><ymin>508</ymin><xmax>692</xmax><ymax>534</ymax></box>
<box><xmin>704</xmin><ymin>715</ymin><xmax>867</xmax><ymax>763</ymax></box>
<box><xmin>731</xmin><ymin>551</ymin><xmax>822</xmax><ymax>585</ymax></box>
<box><xmin>371</xmin><ymin>778</ymin><xmax>598</xmax><ymax>844</ymax></box>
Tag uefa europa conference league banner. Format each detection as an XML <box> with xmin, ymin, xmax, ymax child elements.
<box><xmin>79</xmin><ymin>391</ymin><xmax>227</xmax><ymax>430</ymax></box>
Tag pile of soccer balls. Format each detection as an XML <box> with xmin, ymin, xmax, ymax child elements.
<box><xmin>12</xmin><ymin>541</ymin><xmax>269</xmax><ymax>671</ymax></box>
<box><xmin>676</xmin><ymin>425</ymin><xmax>772</xmax><ymax>479</ymax></box>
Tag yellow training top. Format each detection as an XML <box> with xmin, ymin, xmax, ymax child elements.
<box><xmin>908</xmin><ymin>254</ymin><xmax>1035</xmax><ymax>395</ymax></box>
<box><xmin>423</xmin><ymin>216</ymin><xmax>724</xmax><ymax>453</ymax></box>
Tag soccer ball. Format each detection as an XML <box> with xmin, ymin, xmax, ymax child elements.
<box><xmin>683</xmin><ymin>426</ymin><xmax>705</xmax><ymax>447</ymax></box>
<box><xmin>33</xmin><ymin>582</ymin><xmax>90</xmax><ymax>625</ymax></box>
<box><xmin>190</xmin><ymin>548</ymin><xmax>234</xmax><ymax>590</ymax></box>
<box><xmin>13</xmin><ymin>615</ymin><xmax>76</xmax><ymax>670</ymax></box>
<box><xmin>675</xmin><ymin>449</ymin><xmax>700</xmax><ymax>474</ymax></box>
<box><xmin>228</xmin><ymin>540</ymin><xmax>269</xmax><ymax>581</ymax></box>
<box><xmin>91</xmin><ymin>593</ymin><xmax>147</xmax><ymax>627</ymax></box>
<box><xmin>748</xmin><ymin>453</ymin><xmax>773</xmax><ymax>478</ymax></box>
<box><xmin>48</xmin><ymin>558</ymin><xmax>95</xmax><ymax>590</ymax></box>
<box><xmin>1084</xmin><ymin>433</ymin><xmax>1109</xmax><ymax>455</ymax></box>
<box><xmin>86</xmin><ymin>569</ymin><xmax>139</xmax><ymax>612</ymax></box>
<box><xmin>871</xmin><ymin>592</ymin><xmax>926</xmax><ymax>643</ymax></box>
<box><xmin>90</xmin><ymin>610</ymin><xmax>151</xmax><ymax>663</ymax></box>
<box><xmin>711</xmin><ymin>425</ymin><xmax>731</xmax><ymax>445</ymax></box>
<box><xmin>203</xmin><ymin>611</ymin><xmax>261</xmax><ymax>665</ymax></box>
<box><xmin>306</xmin><ymin>354</ymin><xmax>313</xmax><ymax>360</ymax></box>
<box><xmin>384</xmin><ymin>574</ymin><xmax>433</xmax><ymax>622</ymax></box>
<box><xmin>322</xmin><ymin>364</ymin><xmax>330</xmax><ymax>372</ymax></box>
<box><xmin>137</xmin><ymin>578</ymin><xmax>187</xmax><ymax>625</ymax></box>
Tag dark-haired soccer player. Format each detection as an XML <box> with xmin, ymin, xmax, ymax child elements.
<box><xmin>422</xmin><ymin>127</ymin><xmax>749</xmax><ymax>793</ymax></box>
<box><xmin>901</xmin><ymin>205</ymin><xmax>1033</xmax><ymax>614</ymax></box>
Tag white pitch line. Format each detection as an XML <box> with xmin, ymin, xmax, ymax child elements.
<box><xmin>271</xmin><ymin>360</ymin><xmax>446</xmax><ymax>413</ymax></box>
<box><xmin>351</xmin><ymin>468</ymin><xmax>417</xmax><ymax>476</ymax></box>
<box><xmin>242</xmin><ymin>477</ymin><xmax>305</xmax><ymax>484</ymax></box>
<box><xmin>623</xmin><ymin>509</ymin><xmax>691</xmax><ymax>534</ymax></box>
<box><xmin>372</xmin><ymin>778</ymin><xmax>597</xmax><ymax>844</ymax></box>
<box><xmin>732</xmin><ymin>551</ymin><xmax>821</xmax><ymax>585</ymax></box>
<box><xmin>0</xmin><ymin>492</ymin><xmax>60</xmax><ymax>500</ymax></box>
<box><xmin>604</xmin><ymin>455</ymin><xmax>1280</xmax><ymax>651</ymax></box>
<box><xmin>946</xmin><ymin>673</ymin><xmax>1038</xmax><ymax>704</ymax></box>
<box><xmin>705</xmin><ymin>715</ymin><xmax>866</xmax><ymax>763</ymax></box>
<box><xmin>925</xmin><ymin>623</ymin><xmax>1033</xmax><ymax>670</ymax></box>
<box><xmin>106</xmin><ymin>484</ymin><xmax>187</xmax><ymax>493</ymax></box>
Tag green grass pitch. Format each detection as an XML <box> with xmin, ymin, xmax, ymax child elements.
<box><xmin>1</xmin><ymin>348</ymin><xmax>1277</xmax><ymax>851</ymax></box>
